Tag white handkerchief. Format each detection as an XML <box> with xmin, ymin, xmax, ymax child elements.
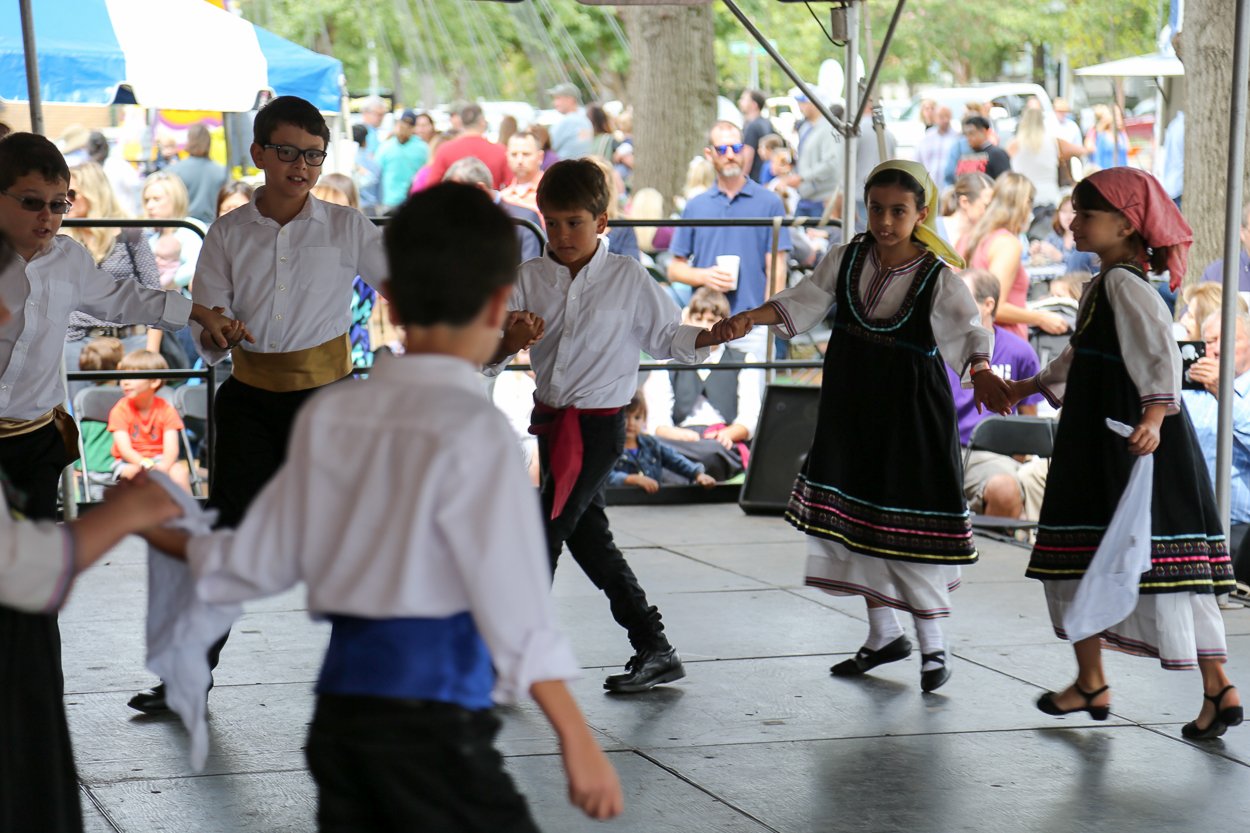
<box><xmin>143</xmin><ymin>472</ymin><xmax>240</xmax><ymax>772</ymax></box>
<box><xmin>1063</xmin><ymin>419</ymin><xmax>1154</xmax><ymax>643</ymax></box>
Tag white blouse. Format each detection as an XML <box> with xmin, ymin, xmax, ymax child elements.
<box><xmin>1035</xmin><ymin>267</ymin><xmax>1181</xmax><ymax>413</ymax></box>
<box><xmin>765</xmin><ymin>242</ymin><xmax>993</xmax><ymax>378</ymax></box>
<box><xmin>187</xmin><ymin>354</ymin><xmax>580</xmax><ymax>702</ymax></box>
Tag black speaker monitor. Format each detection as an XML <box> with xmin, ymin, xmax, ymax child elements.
<box><xmin>738</xmin><ymin>384</ymin><xmax>820</xmax><ymax>515</ymax></box>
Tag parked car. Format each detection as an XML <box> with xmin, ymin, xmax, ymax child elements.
<box><xmin>894</xmin><ymin>83</ymin><xmax>1055</xmax><ymax>160</ymax></box>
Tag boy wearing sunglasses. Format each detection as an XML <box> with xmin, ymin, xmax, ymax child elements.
<box><xmin>667</xmin><ymin>120</ymin><xmax>791</xmax><ymax>361</ymax></box>
<box><xmin>128</xmin><ymin>95</ymin><xmax>388</xmax><ymax>714</ymax></box>
<box><xmin>0</xmin><ymin>133</ymin><xmax>245</xmax><ymax>521</ymax></box>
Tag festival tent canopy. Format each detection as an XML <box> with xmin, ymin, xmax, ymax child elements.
<box><xmin>1075</xmin><ymin>51</ymin><xmax>1185</xmax><ymax>78</ymax></box>
<box><xmin>0</xmin><ymin>0</ymin><xmax>343</xmax><ymax>112</ymax></box>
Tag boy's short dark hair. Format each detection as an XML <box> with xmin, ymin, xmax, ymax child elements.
<box><xmin>963</xmin><ymin>115</ymin><xmax>991</xmax><ymax>132</ymax></box>
<box><xmin>688</xmin><ymin>288</ymin><xmax>730</xmax><ymax>321</ymax></box>
<box><xmin>252</xmin><ymin>96</ymin><xmax>330</xmax><ymax>148</ymax></box>
<box><xmin>0</xmin><ymin>132</ymin><xmax>70</xmax><ymax>192</ymax></box>
<box><xmin>79</xmin><ymin>337</ymin><xmax>124</xmax><ymax>372</ymax></box>
<box><xmin>536</xmin><ymin>159</ymin><xmax>610</xmax><ymax>217</ymax></box>
<box><xmin>384</xmin><ymin>183</ymin><xmax>518</xmax><ymax>327</ymax></box>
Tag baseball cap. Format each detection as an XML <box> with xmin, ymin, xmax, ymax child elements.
<box><xmin>400</xmin><ymin>109</ymin><xmax>417</xmax><ymax>125</ymax></box>
<box><xmin>547</xmin><ymin>82</ymin><xmax>581</xmax><ymax>101</ymax></box>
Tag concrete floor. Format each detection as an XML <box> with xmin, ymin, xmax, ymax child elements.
<box><xmin>62</xmin><ymin>504</ymin><xmax>1250</xmax><ymax>832</ymax></box>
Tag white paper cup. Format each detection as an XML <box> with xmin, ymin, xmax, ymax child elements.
<box><xmin>716</xmin><ymin>254</ymin><xmax>741</xmax><ymax>291</ymax></box>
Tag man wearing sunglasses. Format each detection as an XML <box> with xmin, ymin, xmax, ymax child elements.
<box><xmin>668</xmin><ymin>121</ymin><xmax>791</xmax><ymax>361</ymax></box>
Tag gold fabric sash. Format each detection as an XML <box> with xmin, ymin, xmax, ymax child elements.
<box><xmin>231</xmin><ymin>333</ymin><xmax>352</xmax><ymax>393</ymax></box>
<box><xmin>0</xmin><ymin>409</ymin><xmax>55</xmax><ymax>438</ymax></box>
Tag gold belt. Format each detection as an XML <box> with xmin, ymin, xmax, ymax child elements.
<box><xmin>231</xmin><ymin>333</ymin><xmax>352</xmax><ymax>393</ymax></box>
<box><xmin>0</xmin><ymin>409</ymin><xmax>56</xmax><ymax>439</ymax></box>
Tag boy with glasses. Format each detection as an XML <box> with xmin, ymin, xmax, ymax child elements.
<box><xmin>128</xmin><ymin>95</ymin><xmax>389</xmax><ymax>714</ymax></box>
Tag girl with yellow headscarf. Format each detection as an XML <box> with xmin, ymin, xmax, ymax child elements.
<box><xmin>710</xmin><ymin>159</ymin><xmax>1009</xmax><ymax>693</ymax></box>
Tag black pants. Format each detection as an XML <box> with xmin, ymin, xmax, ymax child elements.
<box><xmin>203</xmin><ymin>377</ymin><xmax>319</xmax><ymax>670</ymax></box>
<box><xmin>306</xmin><ymin>695</ymin><xmax>539</xmax><ymax>833</ymax></box>
<box><xmin>536</xmin><ymin>410</ymin><xmax>668</xmax><ymax>652</ymax></box>
<box><xmin>0</xmin><ymin>424</ymin><xmax>83</xmax><ymax>832</ymax></box>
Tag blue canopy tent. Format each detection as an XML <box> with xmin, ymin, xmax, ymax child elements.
<box><xmin>0</xmin><ymin>0</ymin><xmax>343</xmax><ymax>113</ymax></box>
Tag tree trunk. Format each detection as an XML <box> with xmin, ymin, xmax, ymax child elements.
<box><xmin>621</xmin><ymin>4</ymin><xmax>717</xmax><ymax>213</ymax></box>
<box><xmin>1182</xmin><ymin>0</ymin><xmax>1250</xmax><ymax>287</ymax></box>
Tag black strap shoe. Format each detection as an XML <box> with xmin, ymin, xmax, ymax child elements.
<box><xmin>127</xmin><ymin>684</ymin><xmax>169</xmax><ymax>714</ymax></box>
<box><xmin>920</xmin><ymin>651</ymin><xmax>951</xmax><ymax>692</ymax></box>
<box><xmin>830</xmin><ymin>634</ymin><xmax>912</xmax><ymax>677</ymax></box>
<box><xmin>1182</xmin><ymin>685</ymin><xmax>1244</xmax><ymax>740</ymax></box>
<box><xmin>604</xmin><ymin>647</ymin><xmax>686</xmax><ymax>694</ymax></box>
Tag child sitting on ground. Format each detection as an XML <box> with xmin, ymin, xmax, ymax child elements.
<box><xmin>107</xmin><ymin>350</ymin><xmax>192</xmax><ymax>494</ymax></box>
<box><xmin>611</xmin><ymin>392</ymin><xmax>717</xmax><ymax>493</ymax></box>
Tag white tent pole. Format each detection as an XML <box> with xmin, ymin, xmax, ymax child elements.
<box><xmin>842</xmin><ymin>1</ymin><xmax>859</xmax><ymax>244</ymax></box>
<box><xmin>19</xmin><ymin>0</ymin><xmax>43</xmax><ymax>134</ymax></box>
<box><xmin>1216</xmin><ymin>0</ymin><xmax>1250</xmax><ymax>537</ymax></box>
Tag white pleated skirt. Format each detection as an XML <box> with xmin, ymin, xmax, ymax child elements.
<box><xmin>804</xmin><ymin>537</ymin><xmax>962</xmax><ymax>620</ymax></box>
<box><xmin>1044</xmin><ymin>580</ymin><xmax>1228</xmax><ymax>670</ymax></box>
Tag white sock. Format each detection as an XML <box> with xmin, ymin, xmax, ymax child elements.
<box><xmin>914</xmin><ymin>617</ymin><xmax>946</xmax><ymax>672</ymax></box>
<box><xmin>865</xmin><ymin>606</ymin><xmax>904</xmax><ymax>650</ymax></box>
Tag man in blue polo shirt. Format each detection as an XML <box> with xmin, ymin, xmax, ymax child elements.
<box><xmin>668</xmin><ymin>120</ymin><xmax>791</xmax><ymax>360</ymax></box>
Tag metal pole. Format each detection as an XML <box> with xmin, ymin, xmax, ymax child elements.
<box><xmin>720</xmin><ymin>0</ymin><xmax>846</xmax><ymax>134</ymax></box>
<box><xmin>842</xmin><ymin>1</ymin><xmax>859</xmax><ymax>244</ymax></box>
<box><xmin>856</xmin><ymin>0</ymin><xmax>907</xmax><ymax>126</ymax></box>
<box><xmin>1216</xmin><ymin>0</ymin><xmax>1250</xmax><ymax>538</ymax></box>
<box><xmin>18</xmin><ymin>0</ymin><xmax>43</xmax><ymax>135</ymax></box>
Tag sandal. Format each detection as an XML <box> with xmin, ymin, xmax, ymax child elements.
<box><xmin>1036</xmin><ymin>683</ymin><xmax>1110</xmax><ymax>721</ymax></box>
<box><xmin>1182</xmin><ymin>685</ymin><xmax>1243</xmax><ymax>740</ymax></box>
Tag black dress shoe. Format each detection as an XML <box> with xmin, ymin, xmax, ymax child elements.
<box><xmin>830</xmin><ymin>634</ymin><xmax>912</xmax><ymax>677</ymax></box>
<box><xmin>1036</xmin><ymin>683</ymin><xmax>1110</xmax><ymax>721</ymax></box>
<box><xmin>920</xmin><ymin>651</ymin><xmax>951</xmax><ymax>692</ymax></box>
<box><xmin>1182</xmin><ymin>685</ymin><xmax>1244</xmax><ymax>740</ymax></box>
<box><xmin>127</xmin><ymin>684</ymin><xmax>169</xmax><ymax>714</ymax></box>
<box><xmin>604</xmin><ymin>647</ymin><xmax>686</xmax><ymax>693</ymax></box>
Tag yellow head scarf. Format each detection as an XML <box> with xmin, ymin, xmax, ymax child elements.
<box><xmin>865</xmin><ymin>159</ymin><xmax>966</xmax><ymax>269</ymax></box>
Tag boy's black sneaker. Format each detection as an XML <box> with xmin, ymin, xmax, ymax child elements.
<box><xmin>603</xmin><ymin>647</ymin><xmax>685</xmax><ymax>693</ymax></box>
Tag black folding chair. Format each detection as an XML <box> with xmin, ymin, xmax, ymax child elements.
<box><xmin>1030</xmin><ymin>331</ymin><xmax>1071</xmax><ymax>366</ymax></box>
<box><xmin>963</xmin><ymin>415</ymin><xmax>1058</xmax><ymax>541</ymax></box>
<box><xmin>72</xmin><ymin>386</ymin><xmax>125</xmax><ymax>501</ymax></box>
<box><xmin>174</xmin><ymin>385</ymin><xmax>209</xmax><ymax>498</ymax></box>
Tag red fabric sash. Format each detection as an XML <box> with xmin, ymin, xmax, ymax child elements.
<box><xmin>529</xmin><ymin>402</ymin><xmax>622</xmax><ymax>520</ymax></box>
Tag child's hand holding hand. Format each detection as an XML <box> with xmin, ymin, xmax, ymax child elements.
<box><xmin>562</xmin><ymin>735</ymin><xmax>624</xmax><ymax>820</ymax></box>
<box><xmin>626</xmin><ymin>473</ymin><xmax>660</xmax><ymax>494</ymax></box>
<box><xmin>193</xmin><ymin>304</ymin><xmax>255</xmax><ymax>350</ymax></box>
<box><xmin>972</xmin><ymin>368</ymin><xmax>1012</xmax><ymax>415</ymax></box>
<box><xmin>502</xmin><ymin>310</ymin><xmax>545</xmax><ymax>354</ymax></box>
<box><xmin>695</xmin><ymin>473</ymin><xmax>717</xmax><ymax>488</ymax></box>
<box><xmin>710</xmin><ymin>312</ymin><xmax>755</xmax><ymax>344</ymax></box>
<box><xmin>102</xmin><ymin>473</ymin><xmax>183</xmax><ymax>531</ymax></box>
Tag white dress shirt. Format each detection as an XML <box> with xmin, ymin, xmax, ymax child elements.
<box><xmin>187</xmin><ymin>353</ymin><xmax>580</xmax><ymax>703</ymax></box>
<box><xmin>643</xmin><ymin>346</ymin><xmax>764</xmax><ymax>437</ymax></box>
<box><xmin>1036</xmin><ymin>267</ymin><xmax>1181</xmax><ymax>412</ymax></box>
<box><xmin>191</xmin><ymin>189</ymin><xmax>387</xmax><ymax>364</ymax></box>
<box><xmin>490</xmin><ymin>243</ymin><xmax>710</xmax><ymax>409</ymax></box>
<box><xmin>0</xmin><ymin>498</ymin><xmax>73</xmax><ymax>613</ymax></box>
<box><xmin>0</xmin><ymin>236</ymin><xmax>191</xmax><ymax>420</ymax></box>
<box><xmin>766</xmin><ymin>242</ymin><xmax>992</xmax><ymax>378</ymax></box>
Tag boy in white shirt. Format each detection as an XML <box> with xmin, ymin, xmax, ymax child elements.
<box><xmin>0</xmin><ymin>133</ymin><xmax>242</xmax><ymax>521</ymax></box>
<box><xmin>130</xmin><ymin>96</ymin><xmax>389</xmax><ymax>713</ymax></box>
<box><xmin>146</xmin><ymin>183</ymin><xmax>621</xmax><ymax>831</ymax></box>
<box><xmin>489</xmin><ymin>159</ymin><xmax>719</xmax><ymax>693</ymax></box>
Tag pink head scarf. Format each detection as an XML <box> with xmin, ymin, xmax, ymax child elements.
<box><xmin>1082</xmin><ymin>167</ymin><xmax>1192</xmax><ymax>290</ymax></box>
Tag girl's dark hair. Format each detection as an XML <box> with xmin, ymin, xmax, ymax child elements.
<box><xmin>863</xmin><ymin>167</ymin><xmax>926</xmax><ymax>212</ymax></box>
<box><xmin>1071</xmin><ymin>179</ymin><xmax>1168</xmax><ymax>273</ymax></box>
<box><xmin>215</xmin><ymin>180</ymin><xmax>254</xmax><ymax>215</ymax></box>
<box><xmin>627</xmin><ymin>391</ymin><xmax>647</xmax><ymax>416</ymax></box>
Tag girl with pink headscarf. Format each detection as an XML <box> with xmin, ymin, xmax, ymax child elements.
<box><xmin>1004</xmin><ymin>168</ymin><xmax>1240</xmax><ymax>740</ymax></box>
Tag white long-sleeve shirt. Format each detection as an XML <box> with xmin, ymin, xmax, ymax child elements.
<box><xmin>191</xmin><ymin>189</ymin><xmax>387</xmax><ymax>365</ymax></box>
<box><xmin>766</xmin><ymin>242</ymin><xmax>992</xmax><ymax>378</ymax></box>
<box><xmin>0</xmin><ymin>236</ymin><xmax>191</xmax><ymax>420</ymax></box>
<box><xmin>489</xmin><ymin>243</ymin><xmax>710</xmax><ymax>409</ymax></box>
<box><xmin>643</xmin><ymin>346</ymin><xmax>764</xmax><ymax>437</ymax></box>
<box><xmin>1035</xmin><ymin>267</ymin><xmax>1181</xmax><ymax>412</ymax></box>
<box><xmin>186</xmin><ymin>353</ymin><xmax>579</xmax><ymax>702</ymax></box>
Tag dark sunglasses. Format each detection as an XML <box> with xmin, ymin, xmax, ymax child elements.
<box><xmin>2</xmin><ymin>190</ymin><xmax>74</xmax><ymax>214</ymax></box>
<box><xmin>263</xmin><ymin>143</ymin><xmax>328</xmax><ymax>166</ymax></box>
<box><xmin>712</xmin><ymin>143</ymin><xmax>745</xmax><ymax>156</ymax></box>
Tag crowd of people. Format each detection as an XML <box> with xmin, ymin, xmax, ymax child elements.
<box><xmin>0</xmin><ymin>80</ymin><xmax>1247</xmax><ymax>832</ymax></box>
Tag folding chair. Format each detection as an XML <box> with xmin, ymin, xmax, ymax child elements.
<box><xmin>72</xmin><ymin>386</ymin><xmax>124</xmax><ymax>501</ymax></box>
<box><xmin>1030</xmin><ymin>331</ymin><xmax>1071</xmax><ymax>366</ymax></box>
<box><xmin>963</xmin><ymin>415</ymin><xmax>1058</xmax><ymax>541</ymax></box>
<box><xmin>173</xmin><ymin>384</ymin><xmax>209</xmax><ymax>498</ymax></box>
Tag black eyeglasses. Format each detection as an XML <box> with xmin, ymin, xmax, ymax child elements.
<box><xmin>712</xmin><ymin>143</ymin><xmax>745</xmax><ymax>156</ymax></box>
<box><xmin>263</xmin><ymin>144</ymin><xmax>328</xmax><ymax>166</ymax></box>
<box><xmin>2</xmin><ymin>191</ymin><xmax>74</xmax><ymax>214</ymax></box>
